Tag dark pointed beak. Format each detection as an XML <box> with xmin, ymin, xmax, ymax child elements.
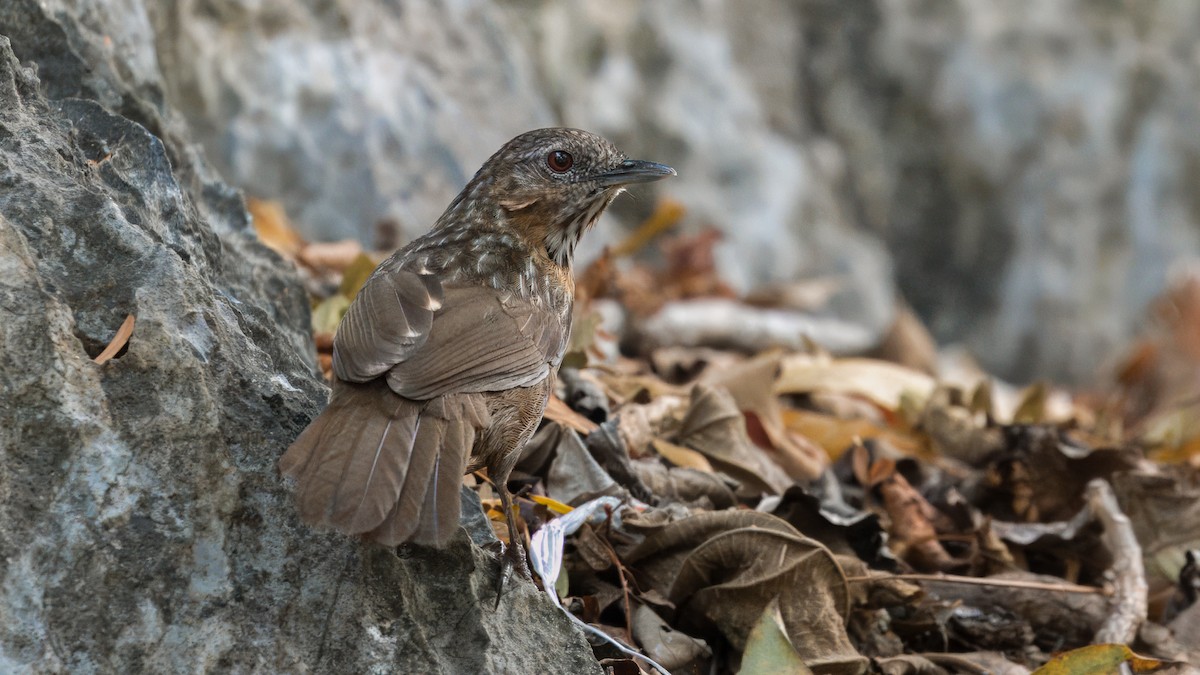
<box><xmin>595</xmin><ymin>159</ymin><xmax>677</xmax><ymax>187</ymax></box>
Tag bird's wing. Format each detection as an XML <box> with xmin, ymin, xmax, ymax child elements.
<box><xmin>332</xmin><ymin>269</ymin><xmax>443</xmax><ymax>383</ymax></box>
<box><xmin>383</xmin><ymin>284</ymin><xmax>568</xmax><ymax>399</ymax></box>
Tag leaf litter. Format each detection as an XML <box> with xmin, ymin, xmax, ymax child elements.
<box><xmin>257</xmin><ymin>198</ymin><xmax>1200</xmax><ymax>674</ymax></box>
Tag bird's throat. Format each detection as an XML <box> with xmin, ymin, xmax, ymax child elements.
<box><xmin>544</xmin><ymin>192</ymin><xmax>617</xmax><ymax>267</ymax></box>
<box><xmin>545</xmin><ymin>222</ymin><xmax>583</xmax><ymax>268</ymax></box>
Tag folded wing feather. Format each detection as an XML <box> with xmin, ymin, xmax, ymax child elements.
<box><xmin>283</xmin><ymin>276</ymin><xmax>565</xmax><ymax>543</ymax></box>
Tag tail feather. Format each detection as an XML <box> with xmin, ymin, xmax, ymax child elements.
<box><xmin>281</xmin><ymin>380</ymin><xmax>419</xmax><ymax>535</ymax></box>
<box><xmin>327</xmin><ymin>399</ymin><xmax>418</xmax><ymax>533</ymax></box>
<box><xmin>409</xmin><ymin>419</ymin><xmax>474</xmax><ymax>546</ymax></box>
<box><xmin>367</xmin><ymin>394</ymin><xmax>483</xmax><ymax>546</ymax></box>
<box><xmin>295</xmin><ymin>409</ymin><xmax>379</xmax><ymax>527</ymax></box>
<box><xmin>278</xmin><ymin>404</ymin><xmax>329</xmax><ymax>479</ymax></box>
<box><xmin>386</xmin><ymin>413</ymin><xmax>444</xmax><ymax>543</ymax></box>
<box><xmin>280</xmin><ymin>381</ymin><xmax>488</xmax><ymax>545</ymax></box>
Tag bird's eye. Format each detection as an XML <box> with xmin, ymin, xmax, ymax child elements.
<box><xmin>547</xmin><ymin>150</ymin><xmax>574</xmax><ymax>173</ymax></box>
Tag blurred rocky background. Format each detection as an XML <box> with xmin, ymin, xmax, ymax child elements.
<box><xmin>9</xmin><ymin>0</ymin><xmax>1194</xmax><ymax>385</ymax></box>
<box><xmin>143</xmin><ymin>0</ymin><xmax>1200</xmax><ymax>385</ymax></box>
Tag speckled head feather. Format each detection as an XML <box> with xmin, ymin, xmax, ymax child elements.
<box><xmin>436</xmin><ymin>128</ymin><xmax>675</xmax><ymax>267</ymax></box>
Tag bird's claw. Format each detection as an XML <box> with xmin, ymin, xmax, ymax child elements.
<box><xmin>492</xmin><ymin>539</ymin><xmax>530</xmax><ymax>610</ymax></box>
<box><xmin>494</xmin><ymin>546</ymin><xmax>514</xmax><ymax>610</ymax></box>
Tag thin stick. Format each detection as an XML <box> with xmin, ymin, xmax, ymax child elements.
<box><xmin>846</xmin><ymin>573</ymin><xmax>1107</xmax><ymax>595</ymax></box>
<box><xmin>1087</xmin><ymin>478</ymin><xmax>1146</xmax><ymax>642</ymax></box>
<box><xmin>601</xmin><ymin>536</ymin><xmax>636</xmax><ymax>646</ymax></box>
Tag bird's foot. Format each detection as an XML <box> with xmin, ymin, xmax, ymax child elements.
<box><xmin>493</xmin><ymin>538</ymin><xmax>530</xmax><ymax>609</ymax></box>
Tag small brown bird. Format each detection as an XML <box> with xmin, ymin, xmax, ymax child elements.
<box><xmin>280</xmin><ymin>128</ymin><xmax>674</xmax><ymax>584</ymax></box>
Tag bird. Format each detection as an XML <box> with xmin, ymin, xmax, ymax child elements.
<box><xmin>279</xmin><ymin>128</ymin><xmax>675</xmax><ymax>594</ymax></box>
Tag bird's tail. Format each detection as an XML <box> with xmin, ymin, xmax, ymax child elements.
<box><xmin>279</xmin><ymin>380</ymin><xmax>488</xmax><ymax>547</ymax></box>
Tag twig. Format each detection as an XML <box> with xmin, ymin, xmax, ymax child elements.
<box><xmin>1086</xmin><ymin>478</ymin><xmax>1147</xmax><ymax>643</ymax></box>
<box><xmin>846</xmin><ymin>573</ymin><xmax>1107</xmax><ymax>595</ymax></box>
<box><xmin>601</xmin><ymin>533</ymin><xmax>636</xmax><ymax>646</ymax></box>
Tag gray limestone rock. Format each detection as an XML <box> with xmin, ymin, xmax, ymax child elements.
<box><xmin>0</xmin><ymin>6</ymin><xmax>600</xmax><ymax>673</ymax></box>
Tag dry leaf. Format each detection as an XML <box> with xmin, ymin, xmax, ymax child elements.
<box><xmin>1012</xmin><ymin>381</ymin><xmax>1049</xmax><ymax>424</ymax></box>
<box><xmin>777</xmin><ymin>355</ymin><xmax>936</xmax><ymax>410</ymax></box>
<box><xmin>669</xmin><ymin>526</ymin><xmax>865</xmax><ymax>673</ymax></box>
<box><xmin>248</xmin><ymin>198</ymin><xmax>304</xmax><ymax>257</ymax></box>
<box><xmin>675</xmin><ymin>384</ymin><xmax>794</xmax><ymax>496</ymax></box>
<box><xmin>544</xmin><ymin>395</ymin><xmax>600</xmax><ymax>435</ymax></box>
<box><xmin>704</xmin><ymin>352</ymin><xmax>827</xmax><ymax>480</ymax></box>
<box><xmin>651</xmin><ymin>438</ymin><xmax>715</xmax><ymax>473</ymax></box>
<box><xmin>297</xmin><ymin>239</ymin><xmax>364</xmax><ymax>271</ymax></box>
<box><xmin>93</xmin><ymin>314</ymin><xmax>135</xmax><ymax>365</ymax></box>
<box><xmin>871</xmin><ymin>302</ymin><xmax>938</xmax><ymax>374</ymax></box>
<box><xmin>867</xmin><ymin>458</ymin><xmax>960</xmax><ymax>572</ymax></box>
<box><xmin>544</xmin><ymin>425</ymin><xmax>621</xmax><ymax>505</ymax></box>
<box><xmin>1139</xmin><ymin>400</ymin><xmax>1200</xmax><ymax>463</ymax></box>
<box><xmin>631</xmin><ymin>603</ymin><xmax>712</xmax><ymax>672</ymax></box>
<box><xmin>630</xmin><ymin>461</ymin><xmax>737</xmax><ymax>509</ymax></box>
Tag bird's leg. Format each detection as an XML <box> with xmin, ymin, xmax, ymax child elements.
<box><xmin>493</xmin><ymin>477</ymin><xmax>531</xmax><ymax>609</ymax></box>
<box><xmin>491</xmin><ymin>388</ymin><xmax>551</xmax><ymax>607</ymax></box>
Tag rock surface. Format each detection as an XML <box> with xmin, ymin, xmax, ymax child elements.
<box><xmin>0</xmin><ymin>4</ymin><xmax>600</xmax><ymax>672</ymax></box>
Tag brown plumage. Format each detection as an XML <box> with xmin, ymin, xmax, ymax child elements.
<box><xmin>280</xmin><ymin>128</ymin><xmax>674</xmax><ymax>573</ymax></box>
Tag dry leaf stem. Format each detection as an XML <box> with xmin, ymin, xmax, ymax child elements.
<box><xmin>847</xmin><ymin>573</ymin><xmax>1107</xmax><ymax>595</ymax></box>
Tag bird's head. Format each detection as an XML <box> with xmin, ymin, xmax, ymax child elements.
<box><xmin>460</xmin><ymin>128</ymin><xmax>675</xmax><ymax>267</ymax></box>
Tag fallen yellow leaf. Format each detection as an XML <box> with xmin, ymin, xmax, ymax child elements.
<box><xmin>311</xmin><ymin>295</ymin><xmax>350</xmax><ymax>334</ymax></box>
<box><xmin>782</xmin><ymin>408</ymin><xmax>922</xmax><ymax>460</ymax></box>
<box><xmin>338</xmin><ymin>253</ymin><xmax>378</xmax><ymax>298</ymax></box>
<box><xmin>610</xmin><ymin>197</ymin><xmax>685</xmax><ymax>257</ymax></box>
<box><xmin>651</xmin><ymin>438</ymin><xmax>715</xmax><ymax>472</ymax></box>
<box><xmin>1031</xmin><ymin>644</ymin><xmax>1167</xmax><ymax>675</ymax></box>
<box><xmin>529</xmin><ymin>494</ymin><xmax>574</xmax><ymax>515</ymax></box>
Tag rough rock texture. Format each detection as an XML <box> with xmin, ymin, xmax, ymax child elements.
<box><xmin>138</xmin><ymin>0</ymin><xmax>1200</xmax><ymax>382</ymax></box>
<box><xmin>0</xmin><ymin>4</ymin><xmax>600</xmax><ymax>672</ymax></box>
